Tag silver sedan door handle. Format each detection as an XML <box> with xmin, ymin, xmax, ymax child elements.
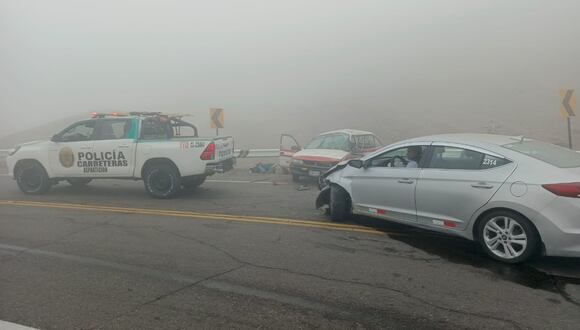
<box><xmin>398</xmin><ymin>178</ymin><xmax>414</xmax><ymax>184</ymax></box>
<box><xmin>471</xmin><ymin>182</ymin><xmax>494</xmax><ymax>189</ymax></box>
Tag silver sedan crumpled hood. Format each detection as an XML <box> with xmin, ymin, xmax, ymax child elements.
<box><xmin>317</xmin><ymin>159</ymin><xmax>353</xmax><ymax>191</ymax></box>
<box><xmin>320</xmin><ymin>159</ymin><xmax>350</xmax><ymax>179</ymax></box>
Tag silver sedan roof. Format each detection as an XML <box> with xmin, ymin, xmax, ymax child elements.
<box><xmin>361</xmin><ymin>133</ymin><xmax>534</xmax><ymax>162</ymax></box>
<box><xmin>320</xmin><ymin>129</ymin><xmax>376</xmax><ymax>136</ymax></box>
<box><xmin>403</xmin><ymin>133</ymin><xmax>528</xmax><ymax>146</ymax></box>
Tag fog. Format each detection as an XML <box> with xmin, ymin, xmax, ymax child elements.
<box><xmin>1</xmin><ymin>0</ymin><xmax>580</xmax><ymax>148</ymax></box>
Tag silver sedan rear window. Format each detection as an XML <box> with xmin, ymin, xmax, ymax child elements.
<box><xmin>503</xmin><ymin>141</ymin><xmax>580</xmax><ymax>168</ymax></box>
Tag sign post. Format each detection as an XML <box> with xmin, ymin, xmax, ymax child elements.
<box><xmin>568</xmin><ymin>116</ymin><xmax>573</xmax><ymax>150</ymax></box>
<box><xmin>560</xmin><ymin>89</ymin><xmax>577</xmax><ymax>149</ymax></box>
<box><xmin>210</xmin><ymin>108</ymin><xmax>224</xmax><ymax>136</ymax></box>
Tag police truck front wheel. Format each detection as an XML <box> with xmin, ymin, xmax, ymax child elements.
<box><xmin>143</xmin><ymin>164</ymin><xmax>181</xmax><ymax>199</ymax></box>
<box><xmin>15</xmin><ymin>161</ymin><xmax>51</xmax><ymax>195</ymax></box>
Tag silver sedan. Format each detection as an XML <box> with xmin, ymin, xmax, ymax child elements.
<box><xmin>316</xmin><ymin>134</ymin><xmax>580</xmax><ymax>263</ymax></box>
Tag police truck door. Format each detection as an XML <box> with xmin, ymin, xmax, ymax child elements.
<box><xmin>90</xmin><ymin>118</ymin><xmax>136</xmax><ymax>177</ymax></box>
<box><xmin>49</xmin><ymin>120</ymin><xmax>96</xmax><ymax>177</ymax></box>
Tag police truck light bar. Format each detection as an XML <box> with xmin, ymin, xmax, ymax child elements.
<box><xmin>90</xmin><ymin>112</ymin><xmax>192</xmax><ymax>119</ymax></box>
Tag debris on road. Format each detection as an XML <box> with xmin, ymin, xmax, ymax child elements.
<box><xmin>272</xmin><ymin>180</ymin><xmax>289</xmax><ymax>186</ymax></box>
<box><xmin>249</xmin><ymin>162</ymin><xmax>276</xmax><ymax>174</ymax></box>
<box><xmin>296</xmin><ymin>185</ymin><xmax>310</xmax><ymax>191</ymax></box>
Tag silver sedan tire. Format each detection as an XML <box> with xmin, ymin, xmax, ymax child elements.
<box><xmin>330</xmin><ymin>185</ymin><xmax>350</xmax><ymax>222</ymax></box>
<box><xmin>477</xmin><ymin>211</ymin><xmax>540</xmax><ymax>263</ymax></box>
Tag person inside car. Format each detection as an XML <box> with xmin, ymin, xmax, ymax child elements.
<box><xmin>406</xmin><ymin>146</ymin><xmax>422</xmax><ymax>168</ymax></box>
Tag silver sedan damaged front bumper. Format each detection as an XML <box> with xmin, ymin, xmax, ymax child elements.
<box><xmin>315</xmin><ymin>162</ymin><xmax>350</xmax><ymax>210</ymax></box>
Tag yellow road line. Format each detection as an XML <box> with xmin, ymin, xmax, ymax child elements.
<box><xmin>0</xmin><ymin>200</ymin><xmax>386</xmax><ymax>235</ymax></box>
<box><xmin>0</xmin><ymin>200</ymin><xmax>366</xmax><ymax>229</ymax></box>
<box><xmin>0</xmin><ymin>199</ymin><xmax>367</xmax><ymax>229</ymax></box>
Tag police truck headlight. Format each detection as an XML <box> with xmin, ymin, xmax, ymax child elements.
<box><xmin>291</xmin><ymin>159</ymin><xmax>304</xmax><ymax>166</ymax></box>
<box><xmin>8</xmin><ymin>146</ymin><xmax>21</xmax><ymax>156</ymax></box>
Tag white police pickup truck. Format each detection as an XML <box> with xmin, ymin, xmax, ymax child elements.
<box><xmin>6</xmin><ymin>112</ymin><xmax>235</xmax><ymax>198</ymax></box>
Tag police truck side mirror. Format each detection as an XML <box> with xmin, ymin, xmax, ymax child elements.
<box><xmin>51</xmin><ymin>134</ymin><xmax>61</xmax><ymax>142</ymax></box>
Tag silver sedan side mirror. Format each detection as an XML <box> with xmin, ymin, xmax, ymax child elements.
<box><xmin>348</xmin><ymin>159</ymin><xmax>364</xmax><ymax>169</ymax></box>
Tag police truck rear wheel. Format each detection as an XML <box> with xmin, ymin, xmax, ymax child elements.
<box><xmin>16</xmin><ymin>161</ymin><xmax>50</xmax><ymax>195</ymax></box>
<box><xmin>67</xmin><ymin>178</ymin><xmax>92</xmax><ymax>187</ymax></box>
<box><xmin>144</xmin><ymin>164</ymin><xmax>181</xmax><ymax>199</ymax></box>
<box><xmin>330</xmin><ymin>185</ymin><xmax>350</xmax><ymax>222</ymax></box>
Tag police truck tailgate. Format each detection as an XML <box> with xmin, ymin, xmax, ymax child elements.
<box><xmin>213</xmin><ymin>136</ymin><xmax>234</xmax><ymax>162</ymax></box>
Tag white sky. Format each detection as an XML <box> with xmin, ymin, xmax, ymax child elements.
<box><xmin>1</xmin><ymin>0</ymin><xmax>580</xmax><ymax>146</ymax></box>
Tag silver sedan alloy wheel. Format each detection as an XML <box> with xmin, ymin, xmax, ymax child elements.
<box><xmin>483</xmin><ymin>216</ymin><xmax>528</xmax><ymax>259</ymax></box>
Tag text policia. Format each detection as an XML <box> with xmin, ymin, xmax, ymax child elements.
<box><xmin>77</xmin><ymin>151</ymin><xmax>128</xmax><ymax>173</ymax></box>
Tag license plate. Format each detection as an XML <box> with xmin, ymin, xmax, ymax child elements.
<box><xmin>308</xmin><ymin>170</ymin><xmax>321</xmax><ymax>177</ymax></box>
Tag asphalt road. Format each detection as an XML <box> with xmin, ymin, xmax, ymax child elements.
<box><xmin>1</xmin><ymin>168</ymin><xmax>580</xmax><ymax>329</ymax></box>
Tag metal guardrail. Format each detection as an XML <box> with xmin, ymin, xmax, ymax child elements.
<box><xmin>0</xmin><ymin>149</ymin><xmax>279</xmax><ymax>160</ymax></box>
<box><xmin>235</xmin><ymin>149</ymin><xmax>279</xmax><ymax>158</ymax></box>
<box><xmin>4</xmin><ymin>147</ymin><xmax>580</xmax><ymax>164</ymax></box>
